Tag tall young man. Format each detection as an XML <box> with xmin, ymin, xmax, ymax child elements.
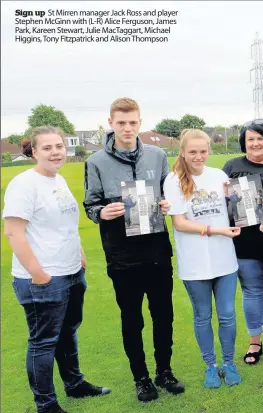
<box><xmin>83</xmin><ymin>98</ymin><xmax>185</xmax><ymax>402</ymax></box>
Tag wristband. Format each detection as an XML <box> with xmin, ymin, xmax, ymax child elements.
<box><xmin>200</xmin><ymin>225</ymin><xmax>207</xmax><ymax>236</ymax></box>
<box><xmin>207</xmin><ymin>225</ymin><xmax>212</xmax><ymax>237</ymax></box>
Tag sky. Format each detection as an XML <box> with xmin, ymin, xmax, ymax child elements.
<box><xmin>1</xmin><ymin>0</ymin><xmax>263</xmax><ymax>137</ymax></box>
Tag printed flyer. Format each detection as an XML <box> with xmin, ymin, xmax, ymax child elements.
<box><xmin>227</xmin><ymin>174</ymin><xmax>263</xmax><ymax>227</ymax></box>
<box><xmin>121</xmin><ymin>180</ymin><xmax>165</xmax><ymax>236</ymax></box>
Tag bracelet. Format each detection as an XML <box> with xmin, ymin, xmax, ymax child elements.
<box><xmin>207</xmin><ymin>225</ymin><xmax>212</xmax><ymax>237</ymax></box>
<box><xmin>200</xmin><ymin>225</ymin><xmax>207</xmax><ymax>236</ymax></box>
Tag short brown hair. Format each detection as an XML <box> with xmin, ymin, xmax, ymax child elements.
<box><xmin>110</xmin><ymin>97</ymin><xmax>140</xmax><ymax>118</ymax></box>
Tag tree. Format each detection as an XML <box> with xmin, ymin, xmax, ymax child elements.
<box><xmin>214</xmin><ymin>125</ymin><xmax>226</xmax><ymax>131</ymax></box>
<box><xmin>3</xmin><ymin>134</ymin><xmax>24</xmax><ymax>146</ymax></box>
<box><xmin>24</xmin><ymin>127</ymin><xmax>33</xmax><ymax>139</ymax></box>
<box><xmin>180</xmin><ymin>114</ymin><xmax>206</xmax><ymax>130</ymax></box>
<box><xmin>230</xmin><ymin>124</ymin><xmax>242</xmax><ymax>135</ymax></box>
<box><xmin>27</xmin><ymin>104</ymin><xmax>76</xmax><ymax>135</ymax></box>
<box><xmin>75</xmin><ymin>145</ymin><xmax>87</xmax><ymax>157</ymax></box>
<box><xmin>228</xmin><ymin>133</ymin><xmax>239</xmax><ymax>143</ymax></box>
<box><xmin>154</xmin><ymin>119</ymin><xmax>181</xmax><ymax>138</ymax></box>
<box><xmin>1</xmin><ymin>152</ymin><xmax>12</xmax><ymax>162</ymax></box>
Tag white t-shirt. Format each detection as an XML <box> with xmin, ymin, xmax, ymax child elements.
<box><xmin>2</xmin><ymin>168</ymin><xmax>82</xmax><ymax>278</ymax></box>
<box><xmin>164</xmin><ymin>166</ymin><xmax>238</xmax><ymax>281</ymax></box>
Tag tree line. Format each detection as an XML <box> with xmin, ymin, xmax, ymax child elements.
<box><xmin>2</xmin><ymin>105</ymin><xmax>244</xmax><ymax>161</ymax></box>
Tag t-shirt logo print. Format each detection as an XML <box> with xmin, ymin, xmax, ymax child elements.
<box><xmin>52</xmin><ymin>188</ymin><xmax>77</xmax><ymax>215</ymax></box>
<box><xmin>191</xmin><ymin>189</ymin><xmax>222</xmax><ymax>217</ymax></box>
<box><xmin>146</xmin><ymin>169</ymin><xmax>155</xmax><ymax>180</ymax></box>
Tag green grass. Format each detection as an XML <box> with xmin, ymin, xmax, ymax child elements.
<box><xmin>1</xmin><ymin>155</ymin><xmax>262</xmax><ymax>413</ymax></box>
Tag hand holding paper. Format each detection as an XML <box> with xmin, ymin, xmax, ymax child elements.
<box><xmin>100</xmin><ymin>203</ymin><xmax>125</xmax><ymax>220</ymax></box>
<box><xmin>159</xmin><ymin>199</ymin><xmax>170</xmax><ymax>215</ymax></box>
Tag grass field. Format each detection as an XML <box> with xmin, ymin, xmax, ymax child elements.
<box><xmin>1</xmin><ymin>155</ymin><xmax>262</xmax><ymax>413</ymax></box>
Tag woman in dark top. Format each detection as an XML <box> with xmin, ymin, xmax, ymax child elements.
<box><xmin>223</xmin><ymin>119</ymin><xmax>263</xmax><ymax>365</ymax></box>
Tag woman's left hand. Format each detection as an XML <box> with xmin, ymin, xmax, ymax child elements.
<box><xmin>260</xmin><ymin>224</ymin><xmax>263</xmax><ymax>233</ymax></box>
<box><xmin>223</xmin><ymin>181</ymin><xmax>230</xmax><ymax>196</ymax></box>
<box><xmin>81</xmin><ymin>249</ymin><xmax>87</xmax><ymax>269</ymax></box>
<box><xmin>159</xmin><ymin>199</ymin><xmax>171</xmax><ymax>215</ymax></box>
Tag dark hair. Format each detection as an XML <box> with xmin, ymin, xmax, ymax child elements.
<box><xmin>21</xmin><ymin>125</ymin><xmax>65</xmax><ymax>158</ymax></box>
<box><xmin>239</xmin><ymin>121</ymin><xmax>263</xmax><ymax>153</ymax></box>
<box><xmin>21</xmin><ymin>139</ymin><xmax>33</xmax><ymax>157</ymax></box>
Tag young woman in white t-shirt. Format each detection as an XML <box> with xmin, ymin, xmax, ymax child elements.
<box><xmin>3</xmin><ymin>126</ymin><xmax>110</xmax><ymax>413</ymax></box>
<box><xmin>164</xmin><ymin>129</ymin><xmax>242</xmax><ymax>389</ymax></box>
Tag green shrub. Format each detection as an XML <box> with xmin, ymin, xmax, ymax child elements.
<box><xmin>2</xmin><ymin>160</ymin><xmax>34</xmax><ymax>167</ymax></box>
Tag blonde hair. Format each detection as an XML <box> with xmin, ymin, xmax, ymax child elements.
<box><xmin>173</xmin><ymin>129</ymin><xmax>211</xmax><ymax>199</ymax></box>
<box><xmin>21</xmin><ymin>125</ymin><xmax>65</xmax><ymax>158</ymax></box>
<box><xmin>110</xmin><ymin>97</ymin><xmax>140</xmax><ymax>118</ymax></box>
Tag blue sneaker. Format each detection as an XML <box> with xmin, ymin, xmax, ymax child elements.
<box><xmin>221</xmin><ymin>363</ymin><xmax>242</xmax><ymax>386</ymax></box>
<box><xmin>204</xmin><ymin>366</ymin><xmax>221</xmax><ymax>388</ymax></box>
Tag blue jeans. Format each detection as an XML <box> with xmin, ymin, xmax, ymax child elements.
<box><xmin>12</xmin><ymin>268</ymin><xmax>87</xmax><ymax>413</ymax></box>
<box><xmin>238</xmin><ymin>259</ymin><xmax>263</xmax><ymax>337</ymax></box>
<box><xmin>184</xmin><ymin>272</ymin><xmax>238</xmax><ymax>366</ymax></box>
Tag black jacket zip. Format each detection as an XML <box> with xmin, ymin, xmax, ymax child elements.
<box><xmin>131</xmin><ymin>163</ymin><xmax>137</xmax><ymax>180</ymax></box>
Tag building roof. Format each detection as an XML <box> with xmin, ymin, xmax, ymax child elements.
<box><xmin>139</xmin><ymin>131</ymin><xmax>179</xmax><ymax>147</ymax></box>
<box><xmin>76</xmin><ymin>130</ymin><xmax>98</xmax><ymax>137</ymax></box>
<box><xmin>12</xmin><ymin>154</ymin><xmax>28</xmax><ymax>161</ymax></box>
<box><xmin>0</xmin><ymin>141</ymin><xmax>21</xmax><ymax>154</ymax></box>
<box><xmin>84</xmin><ymin>142</ymin><xmax>102</xmax><ymax>151</ymax></box>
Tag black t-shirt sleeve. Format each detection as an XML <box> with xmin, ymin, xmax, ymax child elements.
<box><xmin>222</xmin><ymin>160</ymin><xmax>232</xmax><ymax>177</ymax></box>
